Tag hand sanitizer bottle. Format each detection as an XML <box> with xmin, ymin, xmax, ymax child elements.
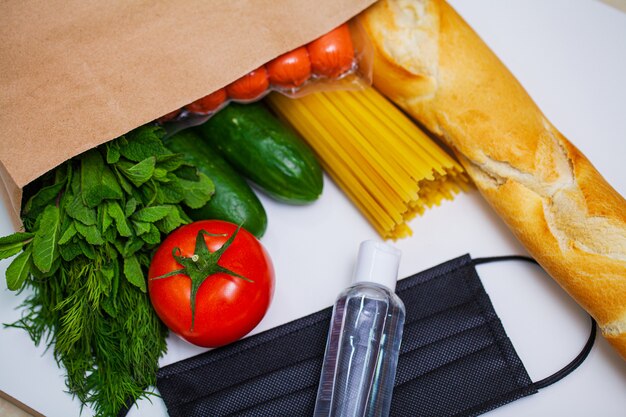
<box><xmin>314</xmin><ymin>240</ymin><xmax>405</xmax><ymax>417</ymax></box>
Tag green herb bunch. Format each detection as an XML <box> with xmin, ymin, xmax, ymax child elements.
<box><xmin>0</xmin><ymin>126</ymin><xmax>214</xmax><ymax>416</ymax></box>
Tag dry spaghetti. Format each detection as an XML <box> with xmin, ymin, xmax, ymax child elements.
<box><xmin>266</xmin><ymin>87</ymin><xmax>469</xmax><ymax>239</ymax></box>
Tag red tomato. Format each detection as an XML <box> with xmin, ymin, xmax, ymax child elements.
<box><xmin>185</xmin><ymin>88</ymin><xmax>228</xmax><ymax>115</ymax></box>
<box><xmin>266</xmin><ymin>47</ymin><xmax>312</xmax><ymax>89</ymax></box>
<box><xmin>148</xmin><ymin>220</ymin><xmax>275</xmax><ymax>348</ymax></box>
<box><xmin>156</xmin><ymin>108</ymin><xmax>182</xmax><ymax>123</ymax></box>
<box><xmin>307</xmin><ymin>24</ymin><xmax>355</xmax><ymax>78</ymax></box>
<box><xmin>226</xmin><ymin>66</ymin><xmax>270</xmax><ymax>101</ymax></box>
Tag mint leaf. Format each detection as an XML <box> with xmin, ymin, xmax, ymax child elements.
<box><xmin>118</xmin><ymin>157</ymin><xmax>156</xmax><ymax>187</ymax></box>
<box><xmin>132</xmin><ymin>221</ymin><xmax>151</xmax><ymax>236</ymax></box>
<box><xmin>123</xmin><ymin>237</ymin><xmax>144</xmax><ymax>258</ymax></box>
<box><xmin>131</xmin><ymin>205</ymin><xmax>172</xmax><ymax>223</ymax></box>
<box><xmin>30</xmin><ymin>256</ymin><xmax>61</xmax><ymax>278</ymax></box>
<box><xmin>124</xmin><ymin>199</ymin><xmax>138</xmax><ymax>217</ymax></box>
<box><xmin>79</xmin><ymin>239</ymin><xmax>96</xmax><ymax>260</ymax></box>
<box><xmin>118</xmin><ymin>126</ymin><xmax>168</xmax><ymax>162</ymax></box>
<box><xmin>107</xmin><ymin>202</ymin><xmax>133</xmax><ymax>237</ymax></box>
<box><xmin>81</xmin><ymin>150</ymin><xmax>123</xmax><ymax>208</ymax></box>
<box><xmin>138</xmin><ymin>184</ymin><xmax>158</xmax><ymax>207</ymax></box>
<box><xmin>6</xmin><ymin>247</ymin><xmax>31</xmax><ymax>291</ymax></box>
<box><xmin>98</xmin><ymin>264</ymin><xmax>116</xmax><ymax>304</ymax></box>
<box><xmin>0</xmin><ymin>232</ymin><xmax>34</xmax><ymax>260</ymax></box>
<box><xmin>70</xmin><ymin>165</ymin><xmax>81</xmax><ymax>195</ymax></box>
<box><xmin>156</xmin><ymin>154</ymin><xmax>185</xmax><ymax>172</ymax></box>
<box><xmin>75</xmin><ymin>222</ymin><xmax>104</xmax><ymax>246</ymax></box>
<box><xmin>66</xmin><ymin>195</ymin><xmax>97</xmax><ymax>226</ymax></box>
<box><xmin>101</xmin><ymin>206</ymin><xmax>113</xmax><ymax>233</ymax></box>
<box><xmin>102</xmin><ymin>226</ymin><xmax>117</xmax><ymax>243</ymax></box>
<box><xmin>155</xmin><ymin>206</ymin><xmax>186</xmax><ymax>234</ymax></box>
<box><xmin>156</xmin><ymin>177</ymin><xmax>185</xmax><ymax>204</ymax></box>
<box><xmin>59</xmin><ymin>242</ymin><xmax>82</xmax><ymax>262</ymax></box>
<box><xmin>141</xmin><ymin>225</ymin><xmax>161</xmax><ymax>245</ymax></box>
<box><xmin>179</xmin><ymin>172</ymin><xmax>214</xmax><ymax>209</ymax></box>
<box><xmin>23</xmin><ymin>181</ymin><xmax>65</xmax><ymax>218</ymax></box>
<box><xmin>58</xmin><ymin>222</ymin><xmax>77</xmax><ymax>245</ymax></box>
<box><xmin>106</xmin><ymin>142</ymin><xmax>121</xmax><ymax>164</ymax></box>
<box><xmin>114</xmin><ymin>167</ymin><xmax>134</xmax><ymax>195</ymax></box>
<box><xmin>123</xmin><ymin>255</ymin><xmax>146</xmax><ymax>292</ymax></box>
<box><xmin>102</xmin><ymin>269</ymin><xmax>120</xmax><ymax>317</ymax></box>
<box><xmin>153</xmin><ymin>168</ymin><xmax>169</xmax><ymax>181</ymax></box>
<box><xmin>32</xmin><ymin>205</ymin><xmax>60</xmax><ymax>272</ymax></box>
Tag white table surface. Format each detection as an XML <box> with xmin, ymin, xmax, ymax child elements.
<box><xmin>1</xmin><ymin>0</ymin><xmax>625</xmax><ymax>416</ymax></box>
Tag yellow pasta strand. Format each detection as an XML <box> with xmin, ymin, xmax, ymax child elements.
<box><xmin>266</xmin><ymin>87</ymin><xmax>470</xmax><ymax>239</ymax></box>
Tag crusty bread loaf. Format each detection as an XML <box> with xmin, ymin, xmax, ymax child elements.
<box><xmin>360</xmin><ymin>0</ymin><xmax>626</xmax><ymax>360</ymax></box>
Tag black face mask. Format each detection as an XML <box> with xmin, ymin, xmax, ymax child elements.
<box><xmin>152</xmin><ymin>254</ymin><xmax>595</xmax><ymax>417</ymax></box>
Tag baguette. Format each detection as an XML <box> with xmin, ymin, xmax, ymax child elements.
<box><xmin>360</xmin><ymin>0</ymin><xmax>626</xmax><ymax>360</ymax></box>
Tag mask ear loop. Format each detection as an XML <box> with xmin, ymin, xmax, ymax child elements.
<box><xmin>472</xmin><ymin>255</ymin><xmax>596</xmax><ymax>390</ymax></box>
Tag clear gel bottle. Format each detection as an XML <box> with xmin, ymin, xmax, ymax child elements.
<box><xmin>314</xmin><ymin>240</ymin><xmax>405</xmax><ymax>417</ymax></box>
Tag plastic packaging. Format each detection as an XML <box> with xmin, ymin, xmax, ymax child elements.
<box><xmin>156</xmin><ymin>19</ymin><xmax>373</xmax><ymax>132</ymax></box>
<box><xmin>314</xmin><ymin>240</ymin><xmax>405</xmax><ymax>417</ymax></box>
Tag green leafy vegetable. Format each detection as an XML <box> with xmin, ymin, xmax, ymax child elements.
<box><xmin>58</xmin><ymin>222</ymin><xmax>77</xmax><ymax>245</ymax></box>
<box><xmin>131</xmin><ymin>205</ymin><xmax>172</xmax><ymax>223</ymax></box>
<box><xmin>31</xmin><ymin>205</ymin><xmax>60</xmax><ymax>272</ymax></box>
<box><xmin>107</xmin><ymin>201</ymin><xmax>133</xmax><ymax>237</ymax></box>
<box><xmin>0</xmin><ymin>232</ymin><xmax>34</xmax><ymax>259</ymax></box>
<box><xmin>0</xmin><ymin>125</ymin><xmax>213</xmax><ymax>417</ymax></box>
<box><xmin>124</xmin><ymin>255</ymin><xmax>146</xmax><ymax>292</ymax></box>
<box><xmin>66</xmin><ymin>195</ymin><xmax>97</xmax><ymax>225</ymax></box>
<box><xmin>6</xmin><ymin>247</ymin><xmax>31</xmax><ymax>290</ymax></box>
<box><xmin>81</xmin><ymin>150</ymin><xmax>124</xmax><ymax>207</ymax></box>
<box><xmin>118</xmin><ymin>156</ymin><xmax>156</xmax><ymax>187</ymax></box>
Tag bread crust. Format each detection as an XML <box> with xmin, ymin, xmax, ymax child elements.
<box><xmin>361</xmin><ymin>0</ymin><xmax>626</xmax><ymax>360</ymax></box>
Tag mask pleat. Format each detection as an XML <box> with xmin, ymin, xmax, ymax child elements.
<box><xmin>391</xmin><ymin>343</ymin><xmax>531</xmax><ymax>417</ymax></box>
<box><xmin>179</xmin><ymin>357</ymin><xmax>321</xmax><ymax>416</ymax></box>
<box><xmin>399</xmin><ymin>299</ymin><xmax>486</xmax><ymax>354</ymax></box>
<box><xmin>157</xmin><ymin>309</ymin><xmax>331</xmax><ymax>408</ymax></box>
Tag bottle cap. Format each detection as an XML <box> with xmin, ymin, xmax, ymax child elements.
<box><xmin>352</xmin><ymin>240</ymin><xmax>402</xmax><ymax>291</ymax></box>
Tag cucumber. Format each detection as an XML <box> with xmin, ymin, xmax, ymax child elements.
<box><xmin>165</xmin><ymin>130</ymin><xmax>267</xmax><ymax>238</ymax></box>
<box><xmin>195</xmin><ymin>102</ymin><xmax>323</xmax><ymax>204</ymax></box>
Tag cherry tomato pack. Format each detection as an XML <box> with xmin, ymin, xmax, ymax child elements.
<box><xmin>157</xmin><ymin>20</ymin><xmax>373</xmax><ymax>129</ymax></box>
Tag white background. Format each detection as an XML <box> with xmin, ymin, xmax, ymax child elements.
<box><xmin>1</xmin><ymin>0</ymin><xmax>625</xmax><ymax>416</ymax></box>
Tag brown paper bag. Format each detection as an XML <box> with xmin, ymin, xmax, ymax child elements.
<box><xmin>0</xmin><ymin>0</ymin><xmax>375</xmax><ymax>221</ymax></box>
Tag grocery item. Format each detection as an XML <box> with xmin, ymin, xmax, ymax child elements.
<box><xmin>360</xmin><ymin>0</ymin><xmax>626</xmax><ymax>358</ymax></box>
<box><xmin>185</xmin><ymin>88</ymin><xmax>228</xmax><ymax>115</ymax></box>
<box><xmin>196</xmin><ymin>102</ymin><xmax>324</xmax><ymax>204</ymax></box>
<box><xmin>159</xmin><ymin>22</ymin><xmax>372</xmax><ymax>131</ymax></box>
<box><xmin>314</xmin><ymin>241</ymin><xmax>404</xmax><ymax>417</ymax></box>
<box><xmin>267</xmin><ymin>47</ymin><xmax>313</xmax><ymax>89</ymax></box>
<box><xmin>148</xmin><ymin>220</ymin><xmax>275</xmax><ymax>348</ymax></box>
<box><xmin>308</xmin><ymin>24</ymin><xmax>356</xmax><ymax>78</ymax></box>
<box><xmin>266</xmin><ymin>87</ymin><xmax>469</xmax><ymax>239</ymax></box>
<box><xmin>164</xmin><ymin>130</ymin><xmax>268</xmax><ymax>237</ymax></box>
<box><xmin>0</xmin><ymin>126</ymin><xmax>214</xmax><ymax>416</ymax></box>
<box><xmin>226</xmin><ymin>66</ymin><xmax>270</xmax><ymax>101</ymax></box>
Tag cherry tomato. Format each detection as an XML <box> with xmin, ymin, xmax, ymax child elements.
<box><xmin>185</xmin><ymin>88</ymin><xmax>228</xmax><ymax>115</ymax></box>
<box><xmin>226</xmin><ymin>66</ymin><xmax>270</xmax><ymax>101</ymax></box>
<box><xmin>266</xmin><ymin>47</ymin><xmax>312</xmax><ymax>89</ymax></box>
<box><xmin>148</xmin><ymin>220</ymin><xmax>275</xmax><ymax>348</ymax></box>
<box><xmin>307</xmin><ymin>24</ymin><xmax>355</xmax><ymax>78</ymax></box>
<box><xmin>156</xmin><ymin>108</ymin><xmax>182</xmax><ymax>123</ymax></box>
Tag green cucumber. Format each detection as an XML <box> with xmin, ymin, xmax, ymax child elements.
<box><xmin>195</xmin><ymin>102</ymin><xmax>323</xmax><ymax>204</ymax></box>
<box><xmin>165</xmin><ymin>130</ymin><xmax>267</xmax><ymax>238</ymax></box>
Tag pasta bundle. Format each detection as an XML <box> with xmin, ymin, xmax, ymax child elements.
<box><xmin>266</xmin><ymin>87</ymin><xmax>469</xmax><ymax>239</ymax></box>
